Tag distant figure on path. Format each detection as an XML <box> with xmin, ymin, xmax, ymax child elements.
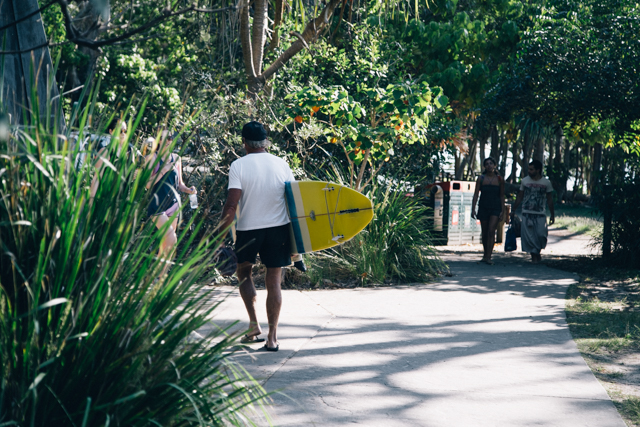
<box><xmin>512</xmin><ymin>160</ymin><xmax>555</xmax><ymax>263</ymax></box>
<box><xmin>471</xmin><ymin>157</ymin><xmax>505</xmax><ymax>265</ymax></box>
<box><xmin>145</xmin><ymin>131</ymin><xmax>197</xmax><ymax>268</ymax></box>
<box><xmin>219</xmin><ymin>121</ymin><xmax>295</xmax><ymax>352</ymax></box>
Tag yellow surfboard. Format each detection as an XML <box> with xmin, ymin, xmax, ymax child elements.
<box><xmin>285</xmin><ymin>181</ymin><xmax>374</xmax><ymax>254</ymax></box>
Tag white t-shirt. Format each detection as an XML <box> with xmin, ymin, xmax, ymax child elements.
<box><xmin>520</xmin><ymin>176</ymin><xmax>553</xmax><ymax>215</ymax></box>
<box><xmin>228</xmin><ymin>152</ymin><xmax>296</xmax><ymax>231</ymax></box>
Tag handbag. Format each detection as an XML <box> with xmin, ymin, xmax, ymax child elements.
<box><xmin>214</xmin><ymin>246</ymin><xmax>238</xmax><ymax>277</ymax></box>
<box><xmin>504</xmin><ymin>224</ymin><xmax>517</xmax><ymax>252</ymax></box>
<box><xmin>511</xmin><ymin>213</ymin><xmax>522</xmax><ymax>238</ymax></box>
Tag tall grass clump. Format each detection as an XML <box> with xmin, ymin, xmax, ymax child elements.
<box><xmin>0</xmin><ymin>94</ymin><xmax>269</xmax><ymax>425</ymax></box>
<box><xmin>308</xmin><ymin>179</ymin><xmax>446</xmax><ymax>284</ymax></box>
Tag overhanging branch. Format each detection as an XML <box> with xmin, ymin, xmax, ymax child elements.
<box><xmin>3</xmin><ymin>0</ymin><xmax>242</xmax><ymax>53</ymax></box>
<box><xmin>259</xmin><ymin>0</ymin><xmax>342</xmax><ymax>83</ymax></box>
<box><xmin>0</xmin><ymin>41</ymin><xmax>68</xmax><ymax>56</ymax></box>
<box><xmin>67</xmin><ymin>2</ymin><xmax>240</xmax><ymax>49</ymax></box>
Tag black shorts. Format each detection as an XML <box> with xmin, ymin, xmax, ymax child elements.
<box><xmin>235</xmin><ymin>224</ymin><xmax>292</xmax><ymax>268</ymax></box>
<box><xmin>477</xmin><ymin>207</ymin><xmax>502</xmax><ymax>221</ymax></box>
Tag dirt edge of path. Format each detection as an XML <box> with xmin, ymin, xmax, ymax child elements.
<box><xmin>549</xmin><ymin>256</ymin><xmax>640</xmax><ymax>427</ymax></box>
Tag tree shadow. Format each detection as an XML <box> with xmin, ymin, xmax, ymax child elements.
<box><xmin>200</xmin><ymin>257</ymin><xmax>619</xmax><ymax>426</ymax></box>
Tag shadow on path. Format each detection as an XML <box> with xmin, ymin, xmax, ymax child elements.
<box><xmin>203</xmin><ymin>254</ymin><xmax>622</xmax><ymax>426</ymax></box>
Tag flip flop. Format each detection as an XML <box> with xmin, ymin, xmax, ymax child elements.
<box><xmin>240</xmin><ymin>335</ymin><xmax>266</xmax><ymax>344</ymax></box>
<box><xmin>262</xmin><ymin>344</ymin><xmax>279</xmax><ymax>352</ymax></box>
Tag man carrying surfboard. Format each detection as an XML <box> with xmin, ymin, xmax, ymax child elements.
<box><xmin>219</xmin><ymin>121</ymin><xmax>295</xmax><ymax>351</ymax></box>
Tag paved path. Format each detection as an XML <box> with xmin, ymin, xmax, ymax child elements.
<box><xmin>201</xmin><ymin>229</ymin><xmax>622</xmax><ymax>426</ymax></box>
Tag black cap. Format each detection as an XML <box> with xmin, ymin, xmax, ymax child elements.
<box><xmin>242</xmin><ymin>121</ymin><xmax>268</xmax><ymax>141</ymax></box>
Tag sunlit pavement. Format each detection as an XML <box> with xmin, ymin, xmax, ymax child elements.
<box><xmin>200</xmin><ymin>230</ymin><xmax>621</xmax><ymax>426</ymax></box>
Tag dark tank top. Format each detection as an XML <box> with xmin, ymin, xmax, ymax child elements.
<box><xmin>147</xmin><ymin>154</ymin><xmax>178</xmax><ymax>216</ymax></box>
<box><xmin>478</xmin><ymin>175</ymin><xmax>502</xmax><ymax>211</ymax></box>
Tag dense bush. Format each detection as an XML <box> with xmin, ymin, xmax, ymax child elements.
<box><xmin>307</xmin><ymin>180</ymin><xmax>446</xmax><ymax>285</ymax></box>
<box><xmin>0</xmin><ymin>108</ymin><xmax>268</xmax><ymax>425</ymax></box>
<box><xmin>598</xmin><ymin>179</ymin><xmax>640</xmax><ymax>268</ymax></box>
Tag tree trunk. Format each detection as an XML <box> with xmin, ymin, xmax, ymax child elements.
<box><xmin>508</xmin><ymin>139</ymin><xmax>519</xmax><ymax>183</ymax></box>
<box><xmin>242</xmin><ymin>0</ymin><xmax>342</xmax><ymax>95</ymax></box>
<box><xmin>532</xmin><ymin>134</ymin><xmax>545</xmax><ymax>163</ymax></box>
<box><xmin>268</xmin><ymin>0</ymin><xmax>285</xmax><ymax>51</ymax></box>
<box><xmin>454</xmin><ymin>150</ymin><xmax>461</xmax><ymax>180</ymax></box>
<box><xmin>499</xmin><ymin>130</ymin><xmax>509</xmax><ymax>176</ymax></box>
<box><xmin>574</xmin><ymin>147</ymin><xmax>582</xmax><ymax>197</ymax></box>
<box><xmin>490</xmin><ymin>124</ymin><xmax>499</xmax><ymax>160</ymax></box>
<box><xmin>72</xmin><ymin>2</ymin><xmax>104</xmax><ymax>95</ymax></box>
<box><xmin>549</xmin><ymin>126</ymin><xmax>567</xmax><ymax>202</ymax></box>
<box><xmin>590</xmin><ymin>143</ymin><xmax>603</xmax><ymax>194</ymax></box>
<box><xmin>240</xmin><ymin>5</ymin><xmax>258</xmax><ymax>92</ymax></box>
<box><xmin>479</xmin><ymin>134</ymin><xmax>486</xmax><ymax>164</ymax></box>
<box><xmin>251</xmin><ymin>0</ymin><xmax>268</xmax><ymax>74</ymax></box>
<box><xmin>520</xmin><ymin>129</ymin><xmax>533</xmax><ymax>178</ymax></box>
<box><xmin>465</xmin><ymin>138</ymin><xmax>478</xmax><ymax>179</ymax></box>
<box><xmin>548</xmin><ymin>130</ymin><xmax>555</xmax><ymax>169</ymax></box>
<box><xmin>584</xmin><ymin>146</ymin><xmax>592</xmax><ymax>195</ymax></box>
<box><xmin>1</xmin><ymin>0</ymin><xmax>62</xmax><ymax>128</ymax></box>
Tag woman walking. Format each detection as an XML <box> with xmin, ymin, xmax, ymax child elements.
<box><xmin>145</xmin><ymin>131</ymin><xmax>197</xmax><ymax>266</ymax></box>
<box><xmin>471</xmin><ymin>157</ymin><xmax>505</xmax><ymax>264</ymax></box>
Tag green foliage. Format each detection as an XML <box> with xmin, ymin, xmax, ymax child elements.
<box><xmin>307</xmin><ymin>179</ymin><xmax>446</xmax><ymax>284</ymax></box>
<box><xmin>487</xmin><ymin>0</ymin><xmax>640</xmax><ymax>132</ymax></box>
<box><xmin>619</xmin><ymin>397</ymin><xmax>640</xmax><ymax>426</ymax></box>
<box><xmin>596</xmin><ymin>179</ymin><xmax>640</xmax><ymax>268</ymax></box>
<box><xmin>286</xmin><ymin>80</ymin><xmax>445</xmax><ymax>189</ymax></box>
<box><xmin>0</xmin><ymin>99</ymin><xmax>268</xmax><ymax>425</ymax></box>
<box><xmin>100</xmin><ymin>51</ymin><xmax>183</xmax><ymax>123</ymax></box>
<box><xmin>277</xmin><ymin>22</ymin><xmax>392</xmax><ymax>94</ymax></box>
<box><xmin>553</xmin><ymin>205</ymin><xmax>602</xmax><ymax>236</ymax></box>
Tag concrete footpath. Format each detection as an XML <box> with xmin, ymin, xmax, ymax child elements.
<box><xmin>201</xmin><ymin>228</ymin><xmax>623</xmax><ymax>426</ymax></box>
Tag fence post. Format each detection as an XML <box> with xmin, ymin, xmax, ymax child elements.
<box><xmin>602</xmin><ymin>185</ymin><xmax>612</xmax><ymax>258</ymax></box>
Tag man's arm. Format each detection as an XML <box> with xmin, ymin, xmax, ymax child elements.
<box><xmin>547</xmin><ymin>192</ymin><xmax>555</xmax><ymax>225</ymax></box>
<box><xmin>219</xmin><ymin>189</ymin><xmax>242</xmax><ymax>234</ymax></box>
<box><xmin>499</xmin><ymin>176</ymin><xmax>506</xmax><ymax>220</ymax></box>
<box><xmin>512</xmin><ymin>190</ymin><xmax>524</xmax><ymax>212</ymax></box>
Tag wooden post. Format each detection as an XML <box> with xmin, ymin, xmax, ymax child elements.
<box><xmin>1</xmin><ymin>0</ymin><xmax>62</xmax><ymax>128</ymax></box>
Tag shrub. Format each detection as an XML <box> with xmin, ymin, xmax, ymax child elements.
<box><xmin>597</xmin><ymin>179</ymin><xmax>640</xmax><ymax>267</ymax></box>
<box><xmin>307</xmin><ymin>182</ymin><xmax>446</xmax><ymax>284</ymax></box>
<box><xmin>0</xmin><ymin>105</ymin><xmax>269</xmax><ymax>425</ymax></box>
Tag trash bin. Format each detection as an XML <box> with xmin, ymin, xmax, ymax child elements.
<box><xmin>422</xmin><ymin>181</ymin><xmax>482</xmax><ymax>245</ymax></box>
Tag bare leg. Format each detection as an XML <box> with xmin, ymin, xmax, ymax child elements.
<box><xmin>480</xmin><ymin>219</ymin><xmax>489</xmax><ymax>261</ymax></box>
<box><xmin>237</xmin><ymin>262</ymin><xmax>262</xmax><ymax>337</ymax></box>
<box><xmin>152</xmin><ymin>213</ymin><xmax>178</xmax><ymax>275</ymax></box>
<box><xmin>265</xmin><ymin>267</ymin><xmax>283</xmax><ymax>349</ymax></box>
<box><xmin>485</xmin><ymin>215</ymin><xmax>500</xmax><ymax>262</ymax></box>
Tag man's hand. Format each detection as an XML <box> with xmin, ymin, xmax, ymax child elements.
<box><xmin>549</xmin><ymin>214</ymin><xmax>555</xmax><ymax>225</ymax></box>
<box><xmin>471</xmin><ymin>209</ymin><xmax>477</xmax><ymax>220</ymax></box>
<box><xmin>219</xmin><ymin>188</ymin><xmax>242</xmax><ymax>233</ymax></box>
